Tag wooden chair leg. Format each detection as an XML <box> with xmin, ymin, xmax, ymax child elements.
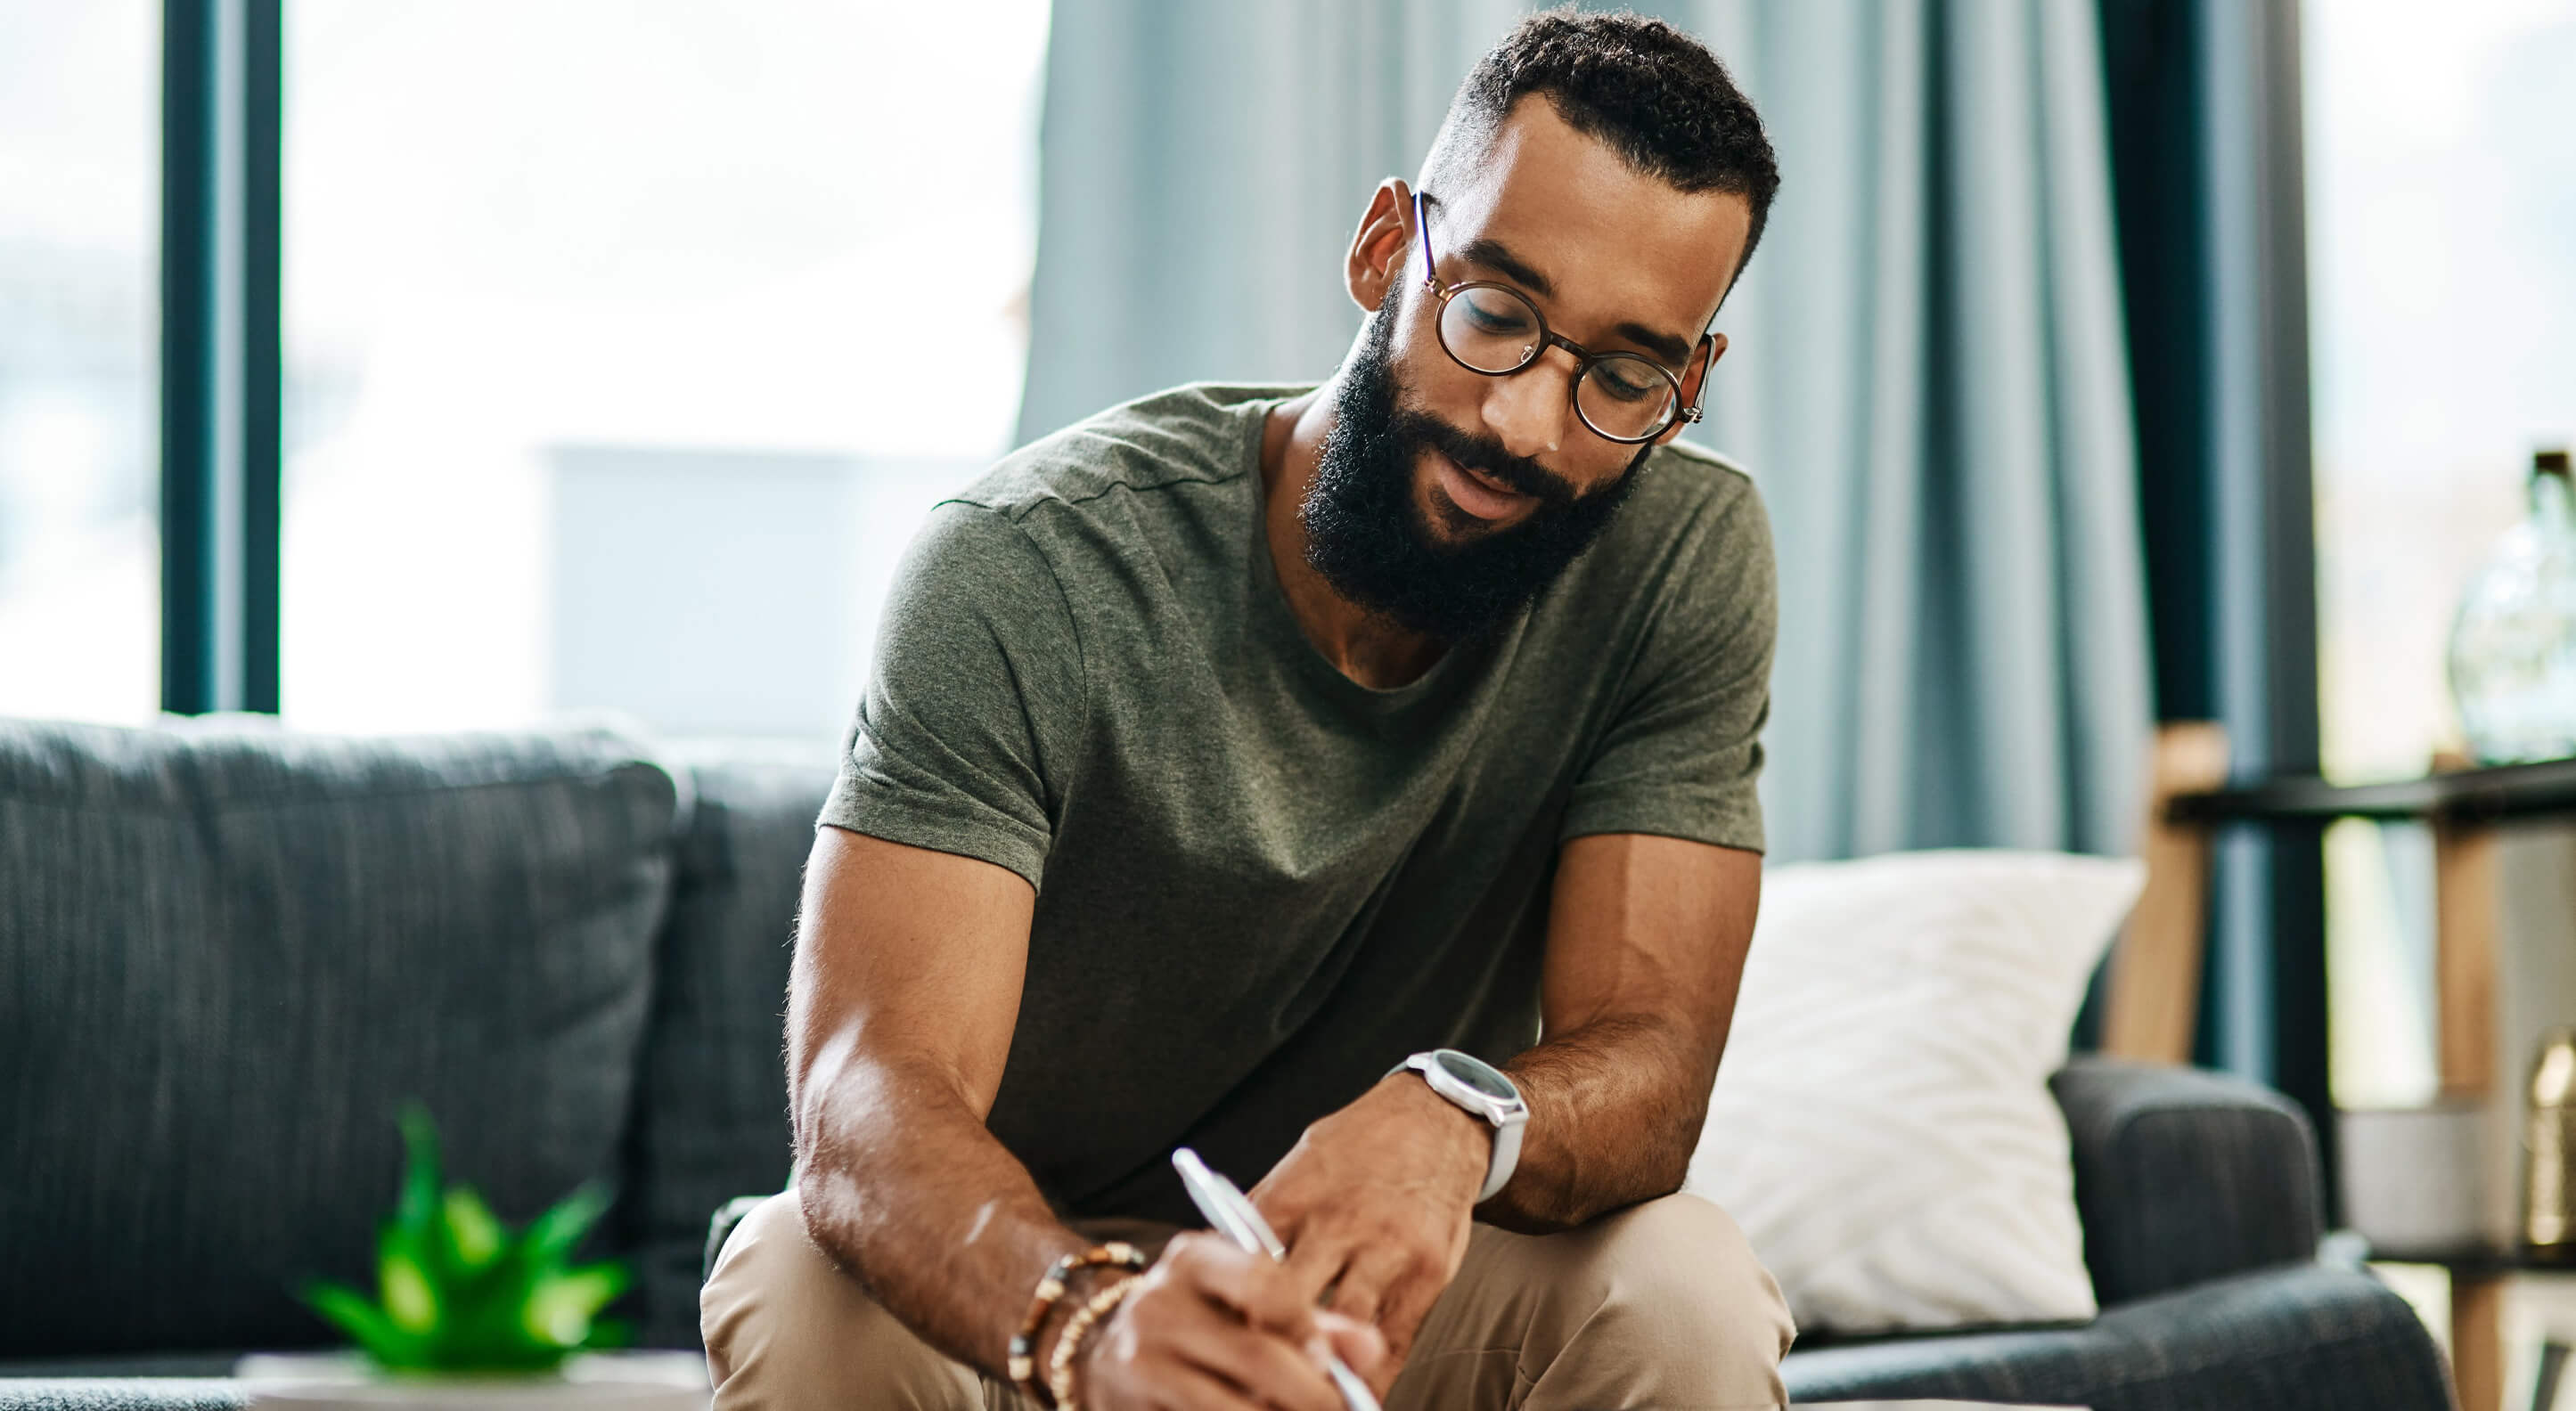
<box><xmin>2433</xmin><ymin>812</ymin><xmax>2500</xmax><ymax>1098</ymax></box>
<box><xmin>2456</xmin><ymin>1272</ymin><xmax>2506</xmax><ymax>1411</ymax></box>
<box><xmin>2104</xmin><ymin>722</ymin><xmax>2231</xmax><ymax>1064</ymax></box>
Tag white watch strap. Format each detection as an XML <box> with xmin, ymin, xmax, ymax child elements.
<box><xmin>1476</xmin><ymin>1117</ymin><xmax>1522</xmax><ymax>1204</ymax></box>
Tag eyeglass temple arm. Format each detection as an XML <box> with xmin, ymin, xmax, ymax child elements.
<box><xmin>1680</xmin><ymin>333</ymin><xmax>1716</xmax><ymax>424</ymax></box>
<box><xmin>1413</xmin><ymin>189</ymin><xmax>1436</xmax><ymax>290</ymax></box>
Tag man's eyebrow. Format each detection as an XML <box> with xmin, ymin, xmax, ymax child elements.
<box><xmin>1611</xmin><ymin>321</ymin><xmax>1693</xmax><ymax>370</ymax></box>
<box><xmin>1457</xmin><ymin>236</ymin><xmax>1697</xmax><ymax>370</ymax></box>
<box><xmin>1458</xmin><ymin>236</ymin><xmax>1557</xmax><ymax>299</ymax></box>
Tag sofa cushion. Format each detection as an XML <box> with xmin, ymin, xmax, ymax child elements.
<box><xmin>617</xmin><ymin>749</ymin><xmax>831</xmax><ymax>1348</ymax></box>
<box><xmin>0</xmin><ymin>720</ymin><xmax>678</xmax><ymax>1357</ymax></box>
<box><xmin>1685</xmin><ymin>850</ymin><xmax>2142</xmax><ymax>1334</ymax></box>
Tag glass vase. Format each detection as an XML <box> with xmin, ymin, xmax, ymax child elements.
<box><xmin>2449</xmin><ymin>450</ymin><xmax>2576</xmax><ymax>764</ymax></box>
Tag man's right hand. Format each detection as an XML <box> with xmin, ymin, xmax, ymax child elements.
<box><xmin>1075</xmin><ymin>1233</ymin><xmax>1388</xmax><ymax>1411</ymax></box>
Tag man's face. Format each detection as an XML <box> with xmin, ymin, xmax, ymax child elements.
<box><xmin>1302</xmin><ymin>100</ymin><xmax>1753</xmax><ymax>642</ymax></box>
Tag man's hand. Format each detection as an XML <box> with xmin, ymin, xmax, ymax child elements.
<box><xmin>1075</xmin><ymin>1233</ymin><xmax>1386</xmax><ymax>1411</ymax></box>
<box><xmin>1249</xmin><ymin>1075</ymin><xmax>1492</xmax><ymax>1383</ymax></box>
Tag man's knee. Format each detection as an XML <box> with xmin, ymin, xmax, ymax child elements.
<box><xmin>1452</xmin><ymin>1192</ymin><xmax>1794</xmax><ymax>1409</ymax></box>
<box><xmin>699</xmin><ymin>1191</ymin><xmax>986</xmax><ymax>1411</ymax></box>
<box><xmin>1573</xmin><ymin>1193</ymin><xmax>1796</xmax><ymax>1364</ymax></box>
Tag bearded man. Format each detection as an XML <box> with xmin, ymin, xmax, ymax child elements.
<box><xmin>702</xmin><ymin>11</ymin><xmax>1793</xmax><ymax>1409</ymax></box>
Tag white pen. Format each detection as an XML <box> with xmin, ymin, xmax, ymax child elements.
<box><xmin>1170</xmin><ymin>1147</ymin><xmax>1382</xmax><ymax>1411</ymax></box>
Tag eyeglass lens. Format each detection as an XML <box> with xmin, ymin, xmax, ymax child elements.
<box><xmin>1433</xmin><ymin>284</ymin><xmax>1679</xmax><ymax>442</ymax></box>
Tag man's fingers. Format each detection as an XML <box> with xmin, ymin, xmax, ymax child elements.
<box><xmin>1165</xmin><ymin>1232</ymin><xmax>1319</xmax><ymax>1342</ymax></box>
<box><xmin>1160</xmin><ymin>1299</ymin><xmax>1347</xmax><ymax>1411</ymax></box>
<box><xmin>1320</xmin><ymin>1240</ymin><xmax>1413</xmax><ymax>1326</ymax></box>
<box><xmin>1117</xmin><ymin>1358</ymin><xmax>1280</xmax><ymax>1411</ymax></box>
<box><xmin>1371</xmin><ymin>1272</ymin><xmax>1452</xmax><ymax>1374</ymax></box>
<box><xmin>1277</xmin><ymin>1227</ymin><xmax>1354</xmax><ymax>1309</ymax></box>
<box><xmin>1120</xmin><ymin>1249</ymin><xmax>1349</xmax><ymax>1411</ymax></box>
<box><xmin>1312</xmin><ymin>1311</ymin><xmax>1389</xmax><ymax>1382</ymax></box>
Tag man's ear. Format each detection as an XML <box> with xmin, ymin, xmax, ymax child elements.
<box><xmin>1653</xmin><ymin>332</ymin><xmax>1729</xmax><ymax>447</ymax></box>
<box><xmin>1344</xmin><ymin>178</ymin><xmax>1414</xmax><ymax>314</ymax></box>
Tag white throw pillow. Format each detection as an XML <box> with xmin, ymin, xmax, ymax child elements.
<box><xmin>1683</xmin><ymin>849</ymin><xmax>2145</xmax><ymax>1334</ymax></box>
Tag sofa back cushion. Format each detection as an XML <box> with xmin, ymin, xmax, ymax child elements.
<box><xmin>618</xmin><ymin>751</ymin><xmax>830</xmax><ymax>1348</ymax></box>
<box><xmin>0</xmin><ymin>720</ymin><xmax>678</xmax><ymax>1356</ymax></box>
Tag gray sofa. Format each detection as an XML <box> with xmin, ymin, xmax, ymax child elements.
<box><xmin>0</xmin><ymin>720</ymin><xmax>2453</xmax><ymax>1410</ymax></box>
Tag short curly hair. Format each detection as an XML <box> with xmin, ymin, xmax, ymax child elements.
<box><xmin>1426</xmin><ymin>6</ymin><xmax>1781</xmax><ymax>281</ymax></box>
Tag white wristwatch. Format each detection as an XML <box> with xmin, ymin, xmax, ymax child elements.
<box><xmin>1388</xmin><ymin>1048</ymin><xmax>1528</xmax><ymax>1204</ymax></box>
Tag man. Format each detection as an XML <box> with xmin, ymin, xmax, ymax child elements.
<box><xmin>704</xmin><ymin>11</ymin><xmax>1791</xmax><ymax>1409</ymax></box>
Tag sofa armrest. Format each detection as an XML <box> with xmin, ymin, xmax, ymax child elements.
<box><xmin>2051</xmin><ymin>1056</ymin><xmax>2325</xmax><ymax>1306</ymax></box>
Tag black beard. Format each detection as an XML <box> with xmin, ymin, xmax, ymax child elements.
<box><xmin>1300</xmin><ymin>297</ymin><xmax>1646</xmax><ymax>644</ymax></box>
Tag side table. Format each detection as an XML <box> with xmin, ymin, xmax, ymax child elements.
<box><xmin>2105</xmin><ymin>738</ymin><xmax>2576</xmax><ymax>1411</ymax></box>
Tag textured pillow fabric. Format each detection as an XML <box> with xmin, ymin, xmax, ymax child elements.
<box><xmin>619</xmin><ymin>750</ymin><xmax>830</xmax><ymax>1349</ymax></box>
<box><xmin>0</xmin><ymin>720</ymin><xmax>678</xmax><ymax>1356</ymax></box>
<box><xmin>1686</xmin><ymin>849</ymin><xmax>2145</xmax><ymax>1334</ymax></box>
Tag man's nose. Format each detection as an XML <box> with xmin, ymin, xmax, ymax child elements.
<box><xmin>1477</xmin><ymin>350</ymin><xmax>1578</xmax><ymax>464</ymax></box>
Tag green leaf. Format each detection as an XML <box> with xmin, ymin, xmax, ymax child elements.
<box><xmin>304</xmin><ymin>1280</ymin><xmax>427</xmax><ymax>1367</ymax></box>
<box><xmin>379</xmin><ymin>1245</ymin><xmax>439</xmax><ymax>1335</ymax></box>
<box><xmin>393</xmin><ymin>1104</ymin><xmax>442</xmax><ymax>1243</ymax></box>
<box><xmin>519</xmin><ymin>1264</ymin><xmax>628</xmax><ymax>1349</ymax></box>
<box><xmin>440</xmin><ymin>1187</ymin><xmax>505</xmax><ymax>1271</ymax></box>
<box><xmin>518</xmin><ymin>1182</ymin><xmax>613</xmax><ymax>1270</ymax></box>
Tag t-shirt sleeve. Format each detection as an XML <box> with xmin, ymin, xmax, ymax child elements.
<box><xmin>818</xmin><ymin>501</ymin><xmax>1084</xmax><ymax>889</ymax></box>
<box><xmin>1558</xmin><ymin>478</ymin><xmax>1778</xmax><ymax>853</ymax></box>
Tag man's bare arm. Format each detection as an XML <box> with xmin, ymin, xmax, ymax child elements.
<box><xmin>1255</xmin><ymin>830</ymin><xmax>1757</xmax><ymax>1371</ymax></box>
<box><xmin>790</xmin><ymin>827</ymin><xmax>1371</xmax><ymax>1409</ymax></box>
<box><xmin>787</xmin><ymin>825</ymin><xmax>1081</xmax><ymax>1372</ymax></box>
<box><xmin>1487</xmin><ymin>830</ymin><xmax>1760</xmax><ymax>1232</ymax></box>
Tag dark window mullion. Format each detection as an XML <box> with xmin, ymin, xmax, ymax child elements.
<box><xmin>159</xmin><ymin>0</ymin><xmax>281</xmax><ymax>716</ymax></box>
<box><xmin>242</xmin><ymin>0</ymin><xmax>281</xmax><ymax>713</ymax></box>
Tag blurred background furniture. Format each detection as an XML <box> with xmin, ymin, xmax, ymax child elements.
<box><xmin>2145</xmin><ymin>749</ymin><xmax>2576</xmax><ymax>1411</ymax></box>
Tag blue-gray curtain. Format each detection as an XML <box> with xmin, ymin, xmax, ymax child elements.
<box><xmin>1015</xmin><ymin>0</ymin><xmax>1522</xmax><ymax>443</ymax></box>
<box><xmin>1017</xmin><ymin>0</ymin><xmax>2153</xmax><ymax>864</ymax></box>
<box><xmin>2099</xmin><ymin>0</ymin><xmax>2325</xmax><ymax>1123</ymax></box>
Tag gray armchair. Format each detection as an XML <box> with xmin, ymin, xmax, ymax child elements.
<box><xmin>1778</xmin><ymin>1060</ymin><xmax>2453</xmax><ymax>1409</ymax></box>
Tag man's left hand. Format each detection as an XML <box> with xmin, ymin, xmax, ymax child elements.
<box><xmin>1248</xmin><ymin>1074</ymin><xmax>1492</xmax><ymax>1383</ymax></box>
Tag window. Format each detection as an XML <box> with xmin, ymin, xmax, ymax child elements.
<box><xmin>0</xmin><ymin>2</ymin><xmax>159</xmax><ymax>723</ymax></box>
<box><xmin>282</xmin><ymin>1</ymin><xmax>1050</xmax><ymax>738</ymax></box>
<box><xmin>2307</xmin><ymin>0</ymin><xmax>2576</xmax><ymax>1104</ymax></box>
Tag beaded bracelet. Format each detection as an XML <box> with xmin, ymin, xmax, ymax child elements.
<box><xmin>1008</xmin><ymin>1242</ymin><xmax>1147</xmax><ymax>1407</ymax></box>
<box><xmin>1047</xmin><ymin>1272</ymin><xmax>1141</xmax><ymax>1411</ymax></box>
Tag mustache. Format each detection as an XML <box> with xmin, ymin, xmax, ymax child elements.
<box><xmin>1394</xmin><ymin>410</ymin><xmax>1582</xmax><ymax>510</ymax></box>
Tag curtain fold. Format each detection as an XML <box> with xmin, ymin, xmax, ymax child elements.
<box><xmin>1016</xmin><ymin>0</ymin><xmax>1523</xmax><ymax>445</ymax></box>
<box><xmin>1017</xmin><ymin>0</ymin><xmax>2153</xmax><ymax>864</ymax></box>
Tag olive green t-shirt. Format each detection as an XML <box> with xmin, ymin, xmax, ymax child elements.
<box><xmin>822</xmin><ymin>381</ymin><xmax>1776</xmax><ymax>1224</ymax></box>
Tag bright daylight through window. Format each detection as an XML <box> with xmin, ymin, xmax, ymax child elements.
<box><xmin>282</xmin><ymin>1</ymin><xmax>1050</xmax><ymax>741</ymax></box>
<box><xmin>2308</xmin><ymin>0</ymin><xmax>2576</xmax><ymax>1105</ymax></box>
<box><xmin>0</xmin><ymin>3</ymin><xmax>159</xmax><ymax>724</ymax></box>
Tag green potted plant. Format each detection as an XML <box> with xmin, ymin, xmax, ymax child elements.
<box><xmin>240</xmin><ymin>1107</ymin><xmax>705</xmax><ymax>1409</ymax></box>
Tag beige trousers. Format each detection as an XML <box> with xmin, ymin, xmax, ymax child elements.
<box><xmin>702</xmin><ymin>1189</ymin><xmax>1795</xmax><ymax>1411</ymax></box>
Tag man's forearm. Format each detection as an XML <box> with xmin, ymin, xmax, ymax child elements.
<box><xmin>1486</xmin><ymin>1013</ymin><xmax>1717</xmax><ymax>1233</ymax></box>
<box><xmin>793</xmin><ymin>1043</ymin><xmax>1089</xmax><ymax>1376</ymax></box>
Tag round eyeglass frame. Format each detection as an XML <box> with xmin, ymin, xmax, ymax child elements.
<box><xmin>1410</xmin><ymin>189</ymin><xmax>1713</xmax><ymax>445</ymax></box>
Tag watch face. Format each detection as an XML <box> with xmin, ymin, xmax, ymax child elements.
<box><xmin>1435</xmin><ymin>1050</ymin><xmax>1518</xmax><ymax>1101</ymax></box>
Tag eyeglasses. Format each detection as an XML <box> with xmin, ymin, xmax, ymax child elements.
<box><xmin>1411</xmin><ymin>190</ymin><xmax>1710</xmax><ymax>445</ymax></box>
